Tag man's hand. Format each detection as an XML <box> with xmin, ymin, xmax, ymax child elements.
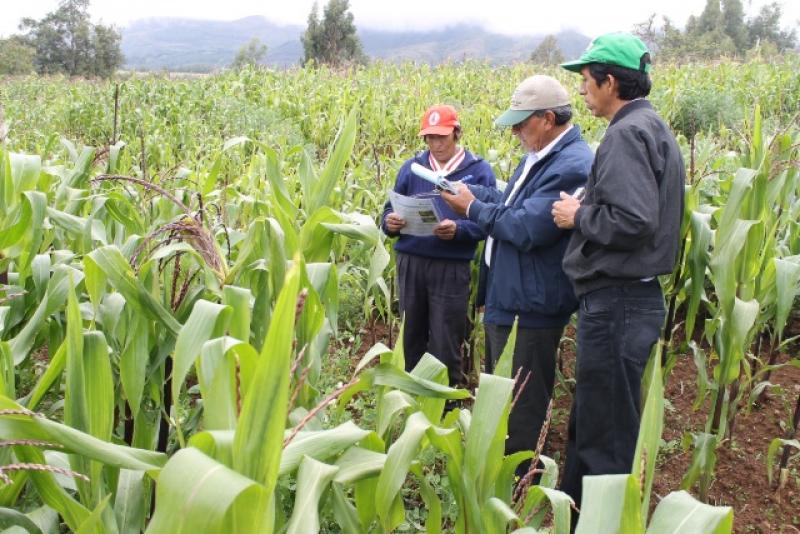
<box><xmin>433</xmin><ymin>219</ymin><xmax>457</xmax><ymax>240</ymax></box>
<box><xmin>440</xmin><ymin>182</ymin><xmax>475</xmax><ymax>216</ymax></box>
<box><xmin>385</xmin><ymin>212</ymin><xmax>406</xmax><ymax>233</ymax></box>
<box><xmin>552</xmin><ymin>191</ymin><xmax>581</xmax><ymax>229</ymax></box>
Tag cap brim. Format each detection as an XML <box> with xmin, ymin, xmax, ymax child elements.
<box><xmin>418</xmin><ymin>125</ymin><xmax>455</xmax><ymax>136</ymax></box>
<box><xmin>560</xmin><ymin>59</ymin><xmax>587</xmax><ymax>73</ymax></box>
<box><xmin>494</xmin><ymin>109</ymin><xmax>534</xmax><ymax>127</ymax></box>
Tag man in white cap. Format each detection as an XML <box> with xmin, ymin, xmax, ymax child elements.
<box><xmin>442</xmin><ymin>76</ymin><xmax>592</xmax><ymax>472</ymax></box>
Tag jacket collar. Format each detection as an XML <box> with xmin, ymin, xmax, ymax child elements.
<box><xmin>609</xmin><ymin>99</ymin><xmax>653</xmax><ymax>127</ymax></box>
<box><xmin>507</xmin><ymin>124</ymin><xmax>583</xmax><ymax>193</ymax></box>
<box><xmin>541</xmin><ymin>124</ymin><xmax>581</xmax><ymax>160</ymax></box>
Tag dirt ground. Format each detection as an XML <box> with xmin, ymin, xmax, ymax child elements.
<box><xmin>345</xmin><ymin>320</ymin><xmax>800</xmax><ymax>532</ymax></box>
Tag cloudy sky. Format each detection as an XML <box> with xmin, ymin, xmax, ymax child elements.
<box><xmin>2</xmin><ymin>0</ymin><xmax>798</xmax><ymax>38</ymax></box>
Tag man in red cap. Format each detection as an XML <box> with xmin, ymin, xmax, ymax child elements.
<box><xmin>382</xmin><ymin>105</ymin><xmax>496</xmax><ymax>385</ymax></box>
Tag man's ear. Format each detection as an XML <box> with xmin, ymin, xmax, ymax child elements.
<box><xmin>606</xmin><ymin>74</ymin><xmax>619</xmax><ymax>96</ymax></box>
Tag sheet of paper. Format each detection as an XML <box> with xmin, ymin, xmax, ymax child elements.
<box><xmin>388</xmin><ymin>191</ymin><xmax>442</xmax><ymax>236</ymax></box>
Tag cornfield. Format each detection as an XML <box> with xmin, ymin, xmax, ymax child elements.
<box><xmin>0</xmin><ymin>57</ymin><xmax>798</xmax><ymax>533</ymax></box>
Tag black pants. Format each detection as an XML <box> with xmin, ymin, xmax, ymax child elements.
<box><xmin>485</xmin><ymin>323</ymin><xmax>563</xmax><ymax>457</ymax></box>
<box><xmin>560</xmin><ymin>280</ymin><xmax>665</xmax><ymax>509</ymax></box>
<box><xmin>397</xmin><ymin>253</ymin><xmax>470</xmax><ymax>386</ymax></box>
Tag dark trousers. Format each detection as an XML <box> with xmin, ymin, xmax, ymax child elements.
<box><xmin>485</xmin><ymin>323</ymin><xmax>563</xmax><ymax>457</ymax></box>
<box><xmin>397</xmin><ymin>253</ymin><xmax>471</xmax><ymax>386</ymax></box>
<box><xmin>560</xmin><ymin>280</ymin><xmax>665</xmax><ymax>509</ymax></box>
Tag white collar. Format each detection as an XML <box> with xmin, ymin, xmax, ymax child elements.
<box><xmin>533</xmin><ymin>124</ymin><xmax>572</xmax><ymax>162</ymax></box>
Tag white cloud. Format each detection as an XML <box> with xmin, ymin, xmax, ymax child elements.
<box><xmin>2</xmin><ymin>0</ymin><xmax>797</xmax><ymax>39</ymax></box>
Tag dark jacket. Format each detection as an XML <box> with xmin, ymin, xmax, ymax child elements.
<box><xmin>381</xmin><ymin>150</ymin><xmax>497</xmax><ymax>261</ymax></box>
<box><xmin>563</xmin><ymin>100</ymin><xmax>685</xmax><ymax>297</ymax></box>
<box><xmin>468</xmin><ymin>126</ymin><xmax>592</xmax><ymax>328</ymax></box>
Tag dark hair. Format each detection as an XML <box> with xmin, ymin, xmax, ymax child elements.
<box><xmin>587</xmin><ymin>62</ymin><xmax>652</xmax><ymax>100</ymax></box>
<box><xmin>531</xmin><ymin>105</ymin><xmax>573</xmax><ymax>126</ymax></box>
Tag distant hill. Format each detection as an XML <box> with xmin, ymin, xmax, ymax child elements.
<box><xmin>121</xmin><ymin>16</ymin><xmax>590</xmax><ymax>71</ymax></box>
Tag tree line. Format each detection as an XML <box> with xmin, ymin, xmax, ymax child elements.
<box><xmin>0</xmin><ymin>0</ymin><xmax>122</xmax><ymax>77</ymax></box>
<box><xmin>0</xmin><ymin>0</ymin><xmax>796</xmax><ymax>76</ymax></box>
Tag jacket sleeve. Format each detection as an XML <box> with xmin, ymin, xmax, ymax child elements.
<box><xmin>467</xmin><ymin>166</ymin><xmax>587</xmax><ymax>252</ymax></box>
<box><xmin>455</xmin><ymin>161</ymin><xmax>498</xmax><ymax>242</ymax></box>
<box><xmin>573</xmin><ymin>128</ymin><xmax>659</xmax><ymax>250</ymax></box>
<box><xmin>381</xmin><ymin>161</ymin><xmax>411</xmax><ymax>237</ymax></box>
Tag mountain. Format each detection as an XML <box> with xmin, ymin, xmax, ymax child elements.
<box><xmin>121</xmin><ymin>16</ymin><xmax>590</xmax><ymax>71</ymax></box>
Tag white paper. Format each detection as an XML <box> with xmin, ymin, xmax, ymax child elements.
<box><xmin>388</xmin><ymin>191</ymin><xmax>442</xmax><ymax>236</ymax></box>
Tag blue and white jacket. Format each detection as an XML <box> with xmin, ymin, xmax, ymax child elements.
<box><xmin>468</xmin><ymin>126</ymin><xmax>593</xmax><ymax>328</ymax></box>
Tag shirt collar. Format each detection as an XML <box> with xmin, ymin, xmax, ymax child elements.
<box><xmin>532</xmin><ymin>124</ymin><xmax>573</xmax><ymax>162</ymax></box>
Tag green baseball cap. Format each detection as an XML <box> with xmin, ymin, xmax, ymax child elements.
<box><xmin>561</xmin><ymin>33</ymin><xmax>651</xmax><ymax>74</ymax></box>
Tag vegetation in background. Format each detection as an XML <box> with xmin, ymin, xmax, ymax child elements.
<box><xmin>634</xmin><ymin>0</ymin><xmax>797</xmax><ymax>61</ymax></box>
<box><xmin>530</xmin><ymin>35</ymin><xmax>565</xmax><ymax>65</ymax></box>
<box><xmin>302</xmin><ymin>0</ymin><xmax>367</xmax><ymax>67</ymax></box>
<box><xmin>7</xmin><ymin>0</ymin><xmax>123</xmax><ymax>78</ymax></box>
<box><xmin>231</xmin><ymin>38</ymin><xmax>268</xmax><ymax>70</ymax></box>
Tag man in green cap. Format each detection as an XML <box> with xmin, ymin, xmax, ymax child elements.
<box><xmin>552</xmin><ymin>33</ymin><xmax>685</xmax><ymax>510</ymax></box>
<box><xmin>441</xmin><ymin>75</ymin><xmax>591</xmax><ymax>476</ymax></box>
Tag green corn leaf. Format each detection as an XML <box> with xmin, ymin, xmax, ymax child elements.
<box><xmin>646</xmin><ymin>490</ymin><xmax>733</xmax><ymax>534</ymax></box>
<box><xmin>372</xmin><ymin>363</ymin><xmax>470</xmax><ymax>400</ymax></box>
<box><xmin>632</xmin><ymin>345</ymin><xmax>664</xmax><ymax>521</ymax></box>
<box><xmin>307</xmin><ymin>109</ymin><xmax>358</xmax><ymax>215</ymax></box>
<box><xmin>464</xmin><ymin>373</ymin><xmax>514</xmax><ymax>505</ymax></box>
<box><xmin>233</xmin><ymin>262</ymin><xmax>300</xmax><ymax>493</ymax></box>
<box><xmin>285</xmin><ymin>456</ymin><xmax>339</xmax><ymax>534</ymax></box>
<box><xmin>685</xmin><ymin>211</ymin><xmax>713</xmax><ymax>341</ymax></box>
<box><xmin>330</xmin><ymin>483</ymin><xmax>365</xmax><ymax>534</ymax></box>
<box><xmin>119</xmin><ymin>314</ymin><xmax>149</xmax><ymax>418</ymax></box>
<box><xmin>0</xmin><ymin>396</ymin><xmax>167</xmax><ymax>473</ymax></box>
<box><xmin>145</xmin><ymin>448</ymin><xmax>265</xmax><ymax>534</ymax></box>
<box><xmin>171</xmin><ymin>299</ymin><xmax>232</xmax><ymax>405</ymax></box>
<box><xmin>88</xmin><ymin>246</ymin><xmax>181</xmax><ymax>336</ymax></box>
<box><xmin>10</xmin><ymin>264</ymin><xmax>84</xmax><ymax>365</ymax></box>
<box><xmin>332</xmin><ymin>446</ymin><xmax>387</xmax><ymax>485</ymax></box>
<box><xmin>280</xmin><ymin>421</ymin><xmax>371</xmax><ymax>475</ymax></box>
<box><xmin>114</xmin><ymin>469</ymin><xmax>146</xmax><ymax>534</ymax></box>
<box><xmin>575</xmin><ymin>474</ymin><xmax>643</xmax><ymax>534</ymax></box>
<box><xmin>494</xmin><ymin>317</ymin><xmax>519</xmax><ymax>378</ymax></box>
<box><xmin>773</xmin><ymin>258</ymin><xmax>800</xmax><ymax>343</ymax></box>
<box><xmin>377</xmin><ymin>390</ymin><xmax>415</xmax><ymax>438</ymax></box>
<box><xmin>222</xmin><ymin>285</ymin><xmax>252</xmax><ymax>342</ymax></box>
<box><xmin>375</xmin><ymin>411</ymin><xmax>432</xmax><ymax>532</ymax></box>
<box><xmin>411</xmin><ymin>463</ymin><xmax>442</xmax><ymax>534</ymax></box>
<box><xmin>0</xmin><ymin>506</ymin><xmax>45</xmax><ymax>534</ymax></box>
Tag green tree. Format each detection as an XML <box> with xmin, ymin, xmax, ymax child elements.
<box><xmin>232</xmin><ymin>38</ymin><xmax>267</xmax><ymax>69</ymax></box>
<box><xmin>721</xmin><ymin>0</ymin><xmax>748</xmax><ymax>52</ymax></box>
<box><xmin>530</xmin><ymin>35</ymin><xmax>564</xmax><ymax>65</ymax></box>
<box><xmin>747</xmin><ymin>2</ymin><xmax>797</xmax><ymax>52</ymax></box>
<box><xmin>301</xmin><ymin>0</ymin><xmax>366</xmax><ymax>66</ymax></box>
<box><xmin>91</xmin><ymin>23</ymin><xmax>123</xmax><ymax>77</ymax></box>
<box><xmin>18</xmin><ymin>0</ymin><xmax>122</xmax><ymax>77</ymax></box>
<box><xmin>0</xmin><ymin>36</ymin><xmax>36</xmax><ymax>75</ymax></box>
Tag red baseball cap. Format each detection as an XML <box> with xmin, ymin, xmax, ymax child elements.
<box><xmin>418</xmin><ymin>105</ymin><xmax>460</xmax><ymax>136</ymax></box>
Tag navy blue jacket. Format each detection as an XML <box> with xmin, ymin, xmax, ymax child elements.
<box><xmin>468</xmin><ymin>126</ymin><xmax>593</xmax><ymax>328</ymax></box>
<box><xmin>381</xmin><ymin>150</ymin><xmax>497</xmax><ymax>261</ymax></box>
